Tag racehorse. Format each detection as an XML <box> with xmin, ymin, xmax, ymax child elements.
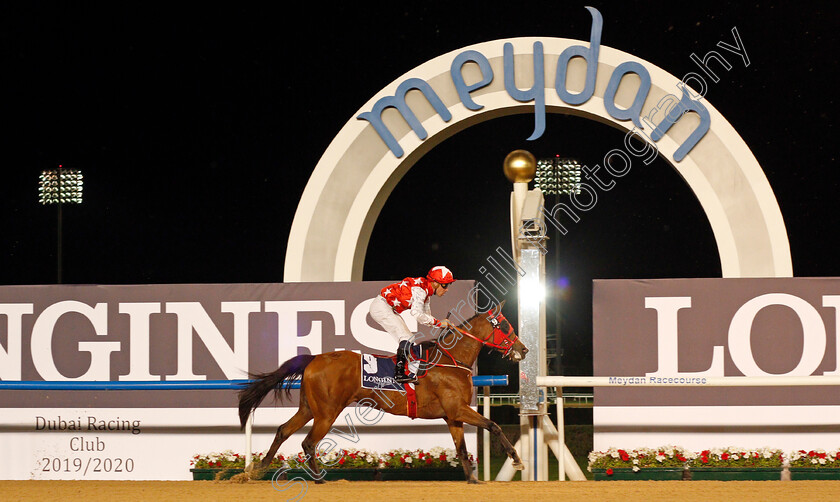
<box><xmin>237</xmin><ymin>301</ymin><xmax>528</xmax><ymax>483</ymax></box>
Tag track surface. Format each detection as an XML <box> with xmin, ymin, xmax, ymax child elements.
<box><xmin>3</xmin><ymin>480</ymin><xmax>839</xmax><ymax>501</ymax></box>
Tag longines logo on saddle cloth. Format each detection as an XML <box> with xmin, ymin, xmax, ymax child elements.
<box><xmin>360</xmin><ymin>345</ymin><xmax>433</xmax><ymax>391</ymax></box>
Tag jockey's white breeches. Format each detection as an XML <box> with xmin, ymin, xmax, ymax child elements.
<box><xmin>369</xmin><ymin>296</ymin><xmax>413</xmax><ymax>343</ymax></box>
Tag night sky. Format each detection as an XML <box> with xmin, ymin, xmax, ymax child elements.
<box><xmin>1</xmin><ymin>3</ymin><xmax>837</xmax><ymax>375</ymax></box>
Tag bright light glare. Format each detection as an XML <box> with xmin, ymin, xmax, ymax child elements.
<box><xmin>518</xmin><ymin>275</ymin><xmax>545</xmax><ymax>305</ymax></box>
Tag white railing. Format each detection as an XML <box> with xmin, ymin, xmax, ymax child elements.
<box><xmin>535</xmin><ymin>375</ymin><xmax>840</xmax><ymax>481</ymax></box>
<box><xmin>1</xmin><ymin>376</ymin><xmax>509</xmax><ymax>473</ymax></box>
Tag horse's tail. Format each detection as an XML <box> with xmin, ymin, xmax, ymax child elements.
<box><xmin>237</xmin><ymin>354</ymin><xmax>316</xmax><ymax>430</ymax></box>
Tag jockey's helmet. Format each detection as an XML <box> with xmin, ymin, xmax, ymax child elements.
<box><xmin>427</xmin><ymin>266</ymin><xmax>455</xmax><ymax>284</ymax></box>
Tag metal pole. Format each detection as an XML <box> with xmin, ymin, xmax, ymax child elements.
<box><xmin>57</xmin><ymin>199</ymin><xmax>62</xmax><ymax>284</ymax></box>
<box><xmin>245</xmin><ymin>411</ymin><xmax>254</xmax><ymax>467</ymax></box>
<box><xmin>554</xmin><ymin>193</ymin><xmax>561</xmax><ymax>375</ymax></box>
<box><xmin>483</xmin><ymin>385</ymin><xmax>490</xmax><ymax>481</ymax></box>
<box><xmin>557</xmin><ymin>386</ymin><xmax>565</xmax><ymax>481</ymax></box>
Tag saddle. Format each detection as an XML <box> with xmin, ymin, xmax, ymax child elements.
<box><xmin>359</xmin><ymin>343</ymin><xmax>435</xmax><ymax>392</ymax></box>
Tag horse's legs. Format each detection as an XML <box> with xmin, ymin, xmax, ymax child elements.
<box><xmin>255</xmin><ymin>404</ymin><xmax>314</xmax><ymax>470</ymax></box>
<box><xmin>300</xmin><ymin>416</ymin><xmax>339</xmax><ymax>484</ymax></box>
<box><xmin>447</xmin><ymin>405</ymin><xmax>523</xmax><ymax>471</ymax></box>
<box><xmin>445</xmin><ymin>418</ymin><xmax>479</xmax><ymax>483</ymax></box>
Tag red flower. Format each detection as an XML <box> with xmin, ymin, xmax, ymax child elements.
<box><xmin>701</xmin><ymin>457</ymin><xmax>709</xmax><ymax>464</ymax></box>
<box><xmin>426</xmin><ymin>458</ymin><xmax>432</xmax><ymax>464</ymax></box>
<box><xmin>338</xmin><ymin>457</ymin><xmax>346</xmax><ymax>465</ymax></box>
<box><xmin>619</xmin><ymin>452</ymin><xmax>630</xmax><ymax>461</ymax></box>
<box><xmin>809</xmin><ymin>451</ymin><xmax>816</xmax><ymax>457</ymax></box>
<box><xmin>606</xmin><ymin>468</ymin><xmax>614</xmax><ymax>476</ymax></box>
<box><xmin>721</xmin><ymin>453</ymin><xmax>730</xmax><ymax>460</ymax></box>
<box><xmin>701</xmin><ymin>450</ymin><xmax>711</xmax><ymax>456</ymax></box>
<box><xmin>440</xmin><ymin>454</ymin><xmax>447</xmax><ymax>461</ymax></box>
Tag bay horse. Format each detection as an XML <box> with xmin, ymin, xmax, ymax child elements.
<box><xmin>237</xmin><ymin>301</ymin><xmax>528</xmax><ymax>483</ymax></box>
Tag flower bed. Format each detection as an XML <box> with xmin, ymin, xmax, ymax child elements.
<box><xmin>588</xmin><ymin>446</ymin><xmax>693</xmax><ymax>471</ymax></box>
<box><xmin>588</xmin><ymin>446</ymin><xmax>693</xmax><ymax>480</ymax></box>
<box><xmin>589</xmin><ymin>446</ymin><xmax>786</xmax><ymax>481</ymax></box>
<box><xmin>189</xmin><ymin>447</ymin><xmax>469</xmax><ymax>481</ymax></box>
<box><xmin>692</xmin><ymin>447</ymin><xmax>783</xmax><ymax>468</ymax></box>
<box><xmin>688</xmin><ymin>447</ymin><xmax>783</xmax><ymax>481</ymax></box>
<box><xmin>788</xmin><ymin>449</ymin><xmax>840</xmax><ymax>480</ymax></box>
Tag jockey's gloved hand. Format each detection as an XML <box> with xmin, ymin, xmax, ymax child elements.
<box><xmin>437</xmin><ymin>319</ymin><xmax>454</xmax><ymax>329</ymax></box>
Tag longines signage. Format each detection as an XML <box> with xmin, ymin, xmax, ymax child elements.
<box><xmin>0</xmin><ymin>281</ymin><xmax>474</xmax><ymax>407</ymax></box>
<box><xmin>594</xmin><ymin>277</ymin><xmax>840</xmax><ymax>407</ymax></box>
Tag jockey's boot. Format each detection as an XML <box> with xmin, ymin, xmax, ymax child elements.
<box><xmin>394</xmin><ymin>340</ymin><xmax>417</xmax><ymax>384</ymax></box>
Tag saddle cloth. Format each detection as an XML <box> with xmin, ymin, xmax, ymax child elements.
<box><xmin>359</xmin><ymin>345</ymin><xmax>431</xmax><ymax>391</ymax></box>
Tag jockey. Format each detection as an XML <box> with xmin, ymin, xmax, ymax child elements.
<box><xmin>369</xmin><ymin>266</ymin><xmax>456</xmax><ymax>383</ymax></box>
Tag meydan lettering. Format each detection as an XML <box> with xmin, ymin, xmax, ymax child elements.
<box><xmin>607</xmin><ymin>376</ymin><xmax>708</xmax><ymax>385</ymax></box>
<box><xmin>357</xmin><ymin>6</ymin><xmax>738</xmax><ymax>162</ymax></box>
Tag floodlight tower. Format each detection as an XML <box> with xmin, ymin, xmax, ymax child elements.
<box><xmin>534</xmin><ymin>156</ymin><xmax>582</xmax><ymax>375</ymax></box>
<box><xmin>497</xmin><ymin>151</ymin><xmax>585</xmax><ymax>483</ymax></box>
<box><xmin>38</xmin><ymin>165</ymin><xmax>83</xmax><ymax>283</ymax></box>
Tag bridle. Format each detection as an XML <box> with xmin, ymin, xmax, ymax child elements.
<box><xmin>445</xmin><ymin>310</ymin><xmax>520</xmax><ymax>358</ymax></box>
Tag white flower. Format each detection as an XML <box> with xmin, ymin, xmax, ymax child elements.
<box><xmin>819</xmin><ymin>458</ymin><xmax>827</xmax><ymax>465</ymax></box>
<box><xmin>632</xmin><ymin>465</ymin><xmax>640</xmax><ymax>472</ymax></box>
<box><xmin>405</xmin><ymin>457</ymin><xmax>413</xmax><ymax>464</ymax></box>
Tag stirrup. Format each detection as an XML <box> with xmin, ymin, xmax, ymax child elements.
<box><xmin>394</xmin><ymin>372</ymin><xmax>418</xmax><ymax>384</ymax></box>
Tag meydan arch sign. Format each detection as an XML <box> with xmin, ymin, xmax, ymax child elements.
<box><xmin>285</xmin><ymin>7</ymin><xmax>792</xmax><ymax>282</ymax></box>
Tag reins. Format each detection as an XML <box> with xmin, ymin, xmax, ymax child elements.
<box><xmin>426</xmin><ymin>314</ymin><xmax>519</xmax><ymax>374</ymax></box>
<box><xmin>450</xmin><ymin>320</ymin><xmax>519</xmax><ymax>357</ymax></box>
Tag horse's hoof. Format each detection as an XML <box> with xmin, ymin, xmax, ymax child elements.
<box><xmin>230</xmin><ymin>472</ymin><xmax>250</xmax><ymax>483</ymax></box>
<box><xmin>314</xmin><ymin>479</ymin><xmax>326</xmax><ymax>485</ymax></box>
<box><xmin>243</xmin><ymin>462</ymin><xmax>254</xmax><ymax>473</ymax></box>
<box><xmin>513</xmin><ymin>461</ymin><xmax>525</xmax><ymax>471</ymax></box>
<box><xmin>468</xmin><ymin>478</ymin><xmax>482</xmax><ymax>484</ymax></box>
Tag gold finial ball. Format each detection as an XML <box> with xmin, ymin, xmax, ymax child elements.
<box><xmin>503</xmin><ymin>149</ymin><xmax>537</xmax><ymax>183</ymax></box>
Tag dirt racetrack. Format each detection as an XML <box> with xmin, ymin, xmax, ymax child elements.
<box><xmin>2</xmin><ymin>479</ymin><xmax>840</xmax><ymax>502</ymax></box>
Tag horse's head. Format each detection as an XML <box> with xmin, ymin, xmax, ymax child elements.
<box><xmin>480</xmin><ymin>301</ymin><xmax>528</xmax><ymax>362</ymax></box>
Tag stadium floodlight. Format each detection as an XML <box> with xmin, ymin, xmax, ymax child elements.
<box><xmin>535</xmin><ymin>156</ymin><xmax>581</xmax><ymax>195</ymax></box>
<box><xmin>38</xmin><ymin>166</ymin><xmax>83</xmax><ymax>204</ymax></box>
<box><xmin>38</xmin><ymin>165</ymin><xmax>83</xmax><ymax>283</ymax></box>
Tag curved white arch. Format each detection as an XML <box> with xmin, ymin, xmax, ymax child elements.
<box><xmin>284</xmin><ymin>37</ymin><xmax>792</xmax><ymax>281</ymax></box>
